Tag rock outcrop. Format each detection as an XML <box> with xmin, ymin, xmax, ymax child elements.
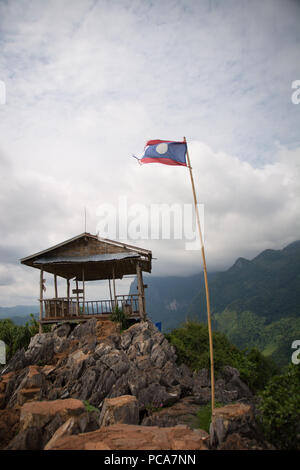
<box><xmin>1</xmin><ymin>320</ymin><xmax>194</xmax><ymax>411</ymax></box>
<box><xmin>45</xmin><ymin>423</ymin><xmax>209</xmax><ymax>450</ymax></box>
<box><xmin>209</xmin><ymin>403</ymin><xmax>274</xmax><ymax>450</ymax></box>
<box><xmin>99</xmin><ymin>395</ymin><xmax>139</xmax><ymax>426</ymax></box>
<box><xmin>0</xmin><ymin>318</ymin><xmax>264</xmax><ymax>450</ymax></box>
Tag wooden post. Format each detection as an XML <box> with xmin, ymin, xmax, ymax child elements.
<box><xmin>39</xmin><ymin>268</ymin><xmax>44</xmax><ymax>333</ymax></box>
<box><xmin>67</xmin><ymin>279</ymin><xmax>70</xmax><ymax>316</ymax></box>
<box><xmin>54</xmin><ymin>274</ymin><xmax>58</xmax><ymax>318</ymax></box>
<box><xmin>76</xmin><ymin>279</ymin><xmax>79</xmax><ymax>316</ymax></box>
<box><xmin>184</xmin><ymin>136</ymin><xmax>215</xmax><ymax>411</ymax></box>
<box><xmin>108</xmin><ymin>278</ymin><xmax>113</xmax><ymax>312</ymax></box>
<box><xmin>136</xmin><ymin>262</ymin><xmax>146</xmax><ymax>321</ymax></box>
<box><xmin>54</xmin><ymin>274</ymin><xmax>58</xmax><ymax>298</ymax></box>
<box><xmin>82</xmin><ymin>266</ymin><xmax>85</xmax><ymax>315</ymax></box>
<box><xmin>112</xmin><ymin>266</ymin><xmax>116</xmax><ymax>311</ymax></box>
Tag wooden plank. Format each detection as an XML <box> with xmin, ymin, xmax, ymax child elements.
<box><xmin>72</xmin><ymin>289</ymin><xmax>84</xmax><ymax>294</ymax></box>
<box><xmin>136</xmin><ymin>262</ymin><xmax>145</xmax><ymax>320</ymax></box>
<box><xmin>39</xmin><ymin>268</ymin><xmax>44</xmax><ymax>333</ymax></box>
<box><xmin>54</xmin><ymin>274</ymin><xmax>58</xmax><ymax>298</ymax></box>
<box><xmin>82</xmin><ymin>267</ymin><xmax>85</xmax><ymax>314</ymax></box>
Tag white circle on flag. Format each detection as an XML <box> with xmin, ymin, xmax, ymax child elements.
<box><xmin>156</xmin><ymin>143</ymin><xmax>168</xmax><ymax>154</ymax></box>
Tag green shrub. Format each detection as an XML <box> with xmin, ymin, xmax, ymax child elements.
<box><xmin>258</xmin><ymin>364</ymin><xmax>300</xmax><ymax>450</ymax></box>
<box><xmin>165</xmin><ymin>320</ymin><xmax>278</xmax><ymax>392</ymax></box>
<box><xmin>0</xmin><ymin>314</ymin><xmax>51</xmax><ymax>363</ymax></box>
<box><xmin>0</xmin><ymin>319</ymin><xmax>32</xmax><ymax>361</ymax></box>
<box><xmin>83</xmin><ymin>400</ymin><xmax>100</xmax><ymax>413</ymax></box>
<box><xmin>195</xmin><ymin>401</ymin><xmax>224</xmax><ymax>433</ymax></box>
<box><xmin>110</xmin><ymin>305</ymin><xmax>129</xmax><ymax>331</ymax></box>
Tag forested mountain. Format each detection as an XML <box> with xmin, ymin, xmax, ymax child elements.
<box><xmin>129</xmin><ymin>272</ymin><xmax>216</xmax><ymax>331</ymax></box>
<box><xmin>130</xmin><ymin>240</ymin><xmax>300</xmax><ymax>366</ymax></box>
<box><xmin>0</xmin><ymin>306</ymin><xmax>39</xmax><ymax>325</ymax></box>
<box><xmin>188</xmin><ymin>240</ymin><xmax>300</xmax><ymax>324</ymax></box>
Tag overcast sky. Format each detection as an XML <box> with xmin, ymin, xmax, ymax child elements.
<box><xmin>0</xmin><ymin>0</ymin><xmax>300</xmax><ymax>306</ymax></box>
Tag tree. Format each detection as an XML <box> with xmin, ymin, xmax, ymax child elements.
<box><xmin>258</xmin><ymin>364</ymin><xmax>300</xmax><ymax>450</ymax></box>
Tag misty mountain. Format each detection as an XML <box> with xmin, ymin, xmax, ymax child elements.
<box><xmin>188</xmin><ymin>240</ymin><xmax>300</xmax><ymax>324</ymax></box>
<box><xmin>129</xmin><ymin>272</ymin><xmax>216</xmax><ymax>331</ymax></box>
<box><xmin>0</xmin><ymin>305</ymin><xmax>39</xmax><ymax>325</ymax></box>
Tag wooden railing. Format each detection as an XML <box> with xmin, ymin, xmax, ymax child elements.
<box><xmin>42</xmin><ymin>294</ymin><xmax>140</xmax><ymax>319</ymax></box>
<box><xmin>43</xmin><ymin>297</ymin><xmax>77</xmax><ymax>318</ymax></box>
<box><xmin>115</xmin><ymin>294</ymin><xmax>139</xmax><ymax>316</ymax></box>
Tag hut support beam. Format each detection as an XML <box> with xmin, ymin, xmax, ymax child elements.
<box><xmin>76</xmin><ymin>279</ymin><xmax>79</xmax><ymax>316</ymax></box>
<box><xmin>82</xmin><ymin>267</ymin><xmax>85</xmax><ymax>314</ymax></box>
<box><xmin>39</xmin><ymin>268</ymin><xmax>44</xmax><ymax>333</ymax></box>
<box><xmin>54</xmin><ymin>274</ymin><xmax>58</xmax><ymax>298</ymax></box>
<box><xmin>67</xmin><ymin>279</ymin><xmax>70</xmax><ymax>315</ymax></box>
<box><xmin>108</xmin><ymin>278</ymin><xmax>113</xmax><ymax>311</ymax></box>
<box><xmin>112</xmin><ymin>266</ymin><xmax>116</xmax><ymax>311</ymax></box>
<box><xmin>136</xmin><ymin>262</ymin><xmax>146</xmax><ymax>321</ymax></box>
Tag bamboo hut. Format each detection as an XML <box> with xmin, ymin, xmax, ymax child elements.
<box><xmin>20</xmin><ymin>233</ymin><xmax>152</xmax><ymax>327</ymax></box>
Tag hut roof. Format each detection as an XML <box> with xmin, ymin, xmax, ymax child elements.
<box><xmin>20</xmin><ymin>233</ymin><xmax>152</xmax><ymax>281</ymax></box>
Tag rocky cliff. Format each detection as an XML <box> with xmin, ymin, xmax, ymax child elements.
<box><xmin>0</xmin><ymin>319</ymin><xmax>272</xmax><ymax>450</ymax></box>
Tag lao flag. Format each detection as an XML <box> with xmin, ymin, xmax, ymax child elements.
<box><xmin>139</xmin><ymin>140</ymin><xmax>187</xmax><ymax>166</ymax></box>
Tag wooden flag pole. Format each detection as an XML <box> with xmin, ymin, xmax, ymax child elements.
<box><xmin>184</xmin><ymin>136</ymin><xmax>215</xmax><ymax>411</ymax></box>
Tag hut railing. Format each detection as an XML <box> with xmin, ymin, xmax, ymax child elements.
<box><xmin>42</xmin><ymin>294</ymin><xmax>140</xmax><ymax>318</ymax></box>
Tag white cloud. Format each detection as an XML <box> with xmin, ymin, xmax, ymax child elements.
<box><xmin>0</xmin><ymin>0</ymin><xmax>299</xmax><ymax>305</ymax></box>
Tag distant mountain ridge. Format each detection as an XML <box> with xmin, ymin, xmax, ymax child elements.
<box><xmin>129</xmin><ymin>240</ymin><xmax>300</xmax><ymax>365</ymax></box>
<box><xmin>129</xmin><ymin>272</ymin><xmax>216</xmax><ymax>331</ymax></box>
<box><xmin>0</xmin><ymin>306</ymin><xmax>39</xmax><ymax>325</ymax></box>
<box><xmin>188</xmin><ymin>240</ymin><xmax>300</xmax><ymax>324</ymax></box>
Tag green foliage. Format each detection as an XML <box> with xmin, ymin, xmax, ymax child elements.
<box><xmin>110</xmin><ymin>305</ymin><xmax>129</xmax><ymax>331</ymax></box>
<box><xmin>258</xmin><ymin>364</ymin><xmax>300</xmax><ymax>450</ymax></box>
<box><xmin>195</xmin><ymin>401</ymin><xmax>223</xmax><ymax>433</ymax></box>
<box><xmin>0</xmin><ymin>314</ymin><xmax>50</xmax><ymax>363</ymax></box>
<box><xmin>189</xmin><ymin>241</ymin><xmax>300</xmax><ymax>324</ymax></box>
<box><xmin>0</xmin><ymin>318</ymin><xmax>32</xmax><ymax>361</ymax></box>
<box><xmin>185</xmin><ymin>241</ymin><xmax>300</xmax><ymax>368</ymax></box>
<box><xmin>240</xmin><ymin>348</ymin><xmax>280</xmax><ymax>392</ymax></box>
<box><xmin>166</xmin><ymin>320</ymin><xmax>242</xmax><ymax>373</ymax></box>
<box><xmin>166</xmin><ymin>320</ymin><xmax>278</xmax><ymax>392</ymax></box>
<box><xmin>25</xmin><ymin>313</ymin><xmax>40</xmax><ymax>336</ymax></box>
<box><xmin>83</xmin><ymin>400</ymin><xmax>100</xmax><ymax>413</ymax></box>
<box><xmin>214</xmin><ymin>309</ymin><xmax>300</xmax><ymax>368</ymax></box>
<box><xmin>214</xmin><ymin>309</ymin><xmax>267</xmax><ymax>350</ymax></box>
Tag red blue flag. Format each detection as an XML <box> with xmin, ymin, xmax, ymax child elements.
<box><xmin>136</xmin><ymin>139</ymin><xmax>187</xmax><ymax>166</ymax></box>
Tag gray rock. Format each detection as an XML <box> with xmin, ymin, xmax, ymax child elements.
<box><xmin>5</xmin><ymin>426</ymin><xmax>43</xmax><ymax>450</ymax></box>
<box><xmin>2</xmin><ymin>348</ymin><xmax>26</xmax><ymax>373</ymax></box>
<box><xmin>70</xmin><ymin>318</ymin><xmax>97</xmax><ymax>340</ymax></box>
<box><xmin>53</xmin><ymin>323</ymin><xmax>72</xmax><ymax>339</ymax></box>
<box><xmin>25</xmin><ymin>333</ymin><xmax>54</xmax><ymax>365</ymax></box>
<box><xmin>99</xmin><ymin>395</ymin><xmax>139</xmax><ymax>427</ymax></box>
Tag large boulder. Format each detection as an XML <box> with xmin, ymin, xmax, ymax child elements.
<box><xmin>44</xmin><ymin>411</ymin><xmax>100</xmax><ymax>450</ymax></box>
<box><xmin>192</xmin><ymin>366</ymin><xmax>252</xmax><ymax>404</ymax></box>
<box><xmin>141</xmin><ymin>396</ymin><xmax>201</xmax><ymax>428</ymax></box>
<box><xmin>0</xmin><ymin>408</ymin><xmax>20</xmax><ymax>449</ymax></box>
<box><xmin>25</xmin><ymin>333</ymin><xmax>55</xmax><ymax>366</ymax></box>
<box><xmin>209</xmin><ymin>403</ymin><xmax>271</xmax><ymax>449</ymax></box>
<box><xmin>20</xmin><ymin>398</ymin><xmax>85</xmax><ymax>431</ymax></box>
<box><xmin>6</xmin><ymin>398</ymin><xmax>87</xmax><ymax>450</ymax></box>
<box><xmin>45</xmin><ymin>423</ymin><xmax>209</xmax><ymax>450</ymax></box>
<box><xmin>99</xmin><ymin>395</ymin><xmax>139</xmax><ymax>426</ymax></box>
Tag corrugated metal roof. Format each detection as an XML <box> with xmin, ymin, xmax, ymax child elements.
<box><xmin>20</xmin><ymin>232</ymin><xmax>152</xmax><ymax>264</ymax></box>
<box><xmin>33</xmin><ymin>252</ymin><xmax>140</xmax><ymax>265</ymax></box>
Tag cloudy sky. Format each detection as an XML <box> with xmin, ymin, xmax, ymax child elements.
<box><xmin>0</xmin><ymin>0</ymin><xmax>300</xmax><ymax>306</ymax></box>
